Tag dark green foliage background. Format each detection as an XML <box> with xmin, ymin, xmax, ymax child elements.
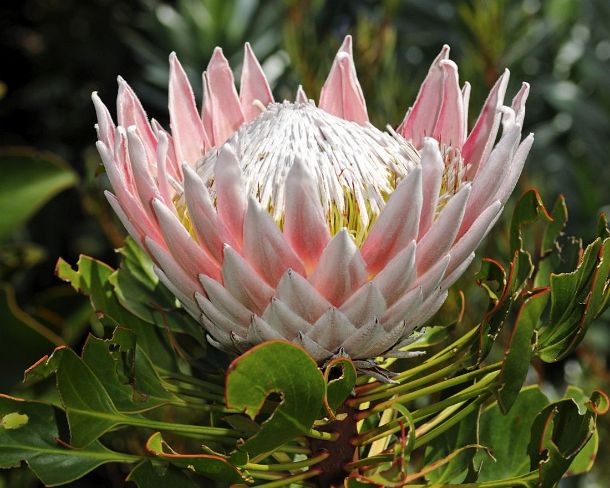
<box><xmin>1</xmin><ymin>0</ymin><xmax>609</xmax><ymax>486</ymax></box>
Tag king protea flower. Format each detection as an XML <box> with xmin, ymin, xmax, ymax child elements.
<box><xmin>93</xmin><ymin>36</ymin><xmax>532</xmax><ymax>375</ymax></box>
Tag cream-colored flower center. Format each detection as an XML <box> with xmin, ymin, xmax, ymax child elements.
<box><xmin>196</xmin><ymin>101</ymin><xmax>420</xmax><ymax>243</ymax></box>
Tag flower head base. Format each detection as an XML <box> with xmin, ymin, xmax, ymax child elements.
<box><xmin>93</xmin><ymin>36</ymin><xmax>533</xmax><ymax>371</ymax></box>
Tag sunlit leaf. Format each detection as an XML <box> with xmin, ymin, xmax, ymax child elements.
<box><xmin>475</xmin><ymin>385</ymin><xmax>549</xmax><ymax>481</ymax></box>
<box><xmin>225</xmin><ymin>341</ymin><xmax>325</xmax><ymax>460</ymax></box>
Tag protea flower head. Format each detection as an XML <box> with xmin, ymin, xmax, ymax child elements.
<box><xmin>93</xmin><ymin>36</ymin><xmax>532</xmax><ymax>376</ymax></box>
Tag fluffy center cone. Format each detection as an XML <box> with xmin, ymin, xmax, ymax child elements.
<box><xmin>196</xmin><ymin>101</ymin><xmax>420</xmax><ymax>242</ymax></box>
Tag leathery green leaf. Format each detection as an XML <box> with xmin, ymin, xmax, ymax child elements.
<box><xmin>0</xmin><ymin>283</ymin><xmax>63</xmax><ymax>390</ymax></box>
<box><xmin>424</xmin><ymin>408</ymin><xmax>479</xmax><ymax>484</ymax></box>
<box><xmin>541</xmin><ymin>195</ymin><xmax>568</xmax><ymax>258</ymax></box>
<box><xmin>509</xmin><ymin>189</ymin><xmax>553</xmax><ymax>254</ymax></box>
<box><xmin>56</xmin><ymin>255</ymin><xmax>178</xmax><ymax>371</ymax></box>
<box><xmin>0</xmin><ymin>149</ymin><xmax>78</xmax><ymax>240</ymax></box>
<box><xmin>527</xmin><ymin>393</ymin><xmax>598</xmax><ymax>488</ymax></box>
<box><xmin>323</xmin><ymin>356</ymin><xmax>356</xmax><ymax>417</ymax></box>
<box><xmin>537</xmin><ymin>237</ymin><xmax>610</xmax><ymax>362</ymax></box>
<box><xmin>55</xmin><ymin>348</ymin><xmax>124</xmax><ymax>448</ymax></box>
<box><xmin>110</xmin><ymin>238</ymin><xmax>205</xmax><ymax>344</ymax></box>
<box><xmin>145</xmin><ymin>432</ymin><xmax>244</xmax><ymax>482</ymax></box>
<box><xmin>81</xmin><ymin>330</ymin><xmax>178</xmax><ymax>413</ymax></box>
<box><xmin>0</xmin><ymin>395</ymin><xmax>138</xmax><ymax>486</ymax></box>
<box><xmin>563</xmin><ymin>386</ymin><xmax>599</xmax><ymax>476</ymax></box>
<box><xmin>225</xmin><ymin>341</ymin><xmax>325</xmax><ymax>460</ymax></box>
<box><xmin>127</xmin><ymin>461</ymin><xmax>199</xmax><ymax>488</ymax></box>
<box><xmin>475</xmin><ymin>386</ymin><xmax>549</xmax><ymax>481</ymax></box>
<box><xmin>496</xmin><ymin>289</ymin><xmax>549</xmax><ymax>413</ymax></box>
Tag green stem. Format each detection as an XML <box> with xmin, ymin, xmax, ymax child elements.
<box><xmin>412</xmin><ymin>373</ymin><xmax>497</xmax><ymax>421</ymax></box>
<box><xmin>162</xmin><ymin>372</ymin><xmax>225</xmax><ymax>394</ymax></box>
<box><xmin>249</xmin><ymin>471</ymin><xmax>285</xmax><ymax>481</ymax></box>
<box><xmin>166</xmin><ymin>398</ymin><xmax>233</xmax><ymax>413</ymax></box>
<box><xmin>355</xmin><ymin>328</ymin><xmax>478</xmax><ymax>395</ymax></box>
<box><xmin>344</xmin><ymin>453</ymin><xmax>394</xmax><ymax>470</ymax></box>
<box><xmin>165</xmin><ymin>383</ymin><xmax>225</xmax><ymax>403</ymax></box>
<box><xmin>273</xmin><ymin>445</ymin><xmax>311</xmax><ymax>455</ymax></box>
<box><xmin>413</xmin><ymin>393</ymin><xmax>491</xmax><ymax>449</ymax></box>
<box><xmin>406</xmin><ymin>471</ymin><xmax>538</xmax><ymax>487</ymax></box>
<box><xmin>355</xmin><ymin>382</ymin><xmax>492</xmax><ymax>446</ymax></box>
<box><xmin>305</xmin><ymin>429</ymin><xmax>340</xmax><ymax>441</ymax></box>
<box><xmin>394</xmin><ymin>326</ymin><xmax>479</xmax><ymax>380</ymax></box>
<box><xmin>125</xmin><ymin>416</ymin><xmax>242</xmax><ymax>439</ymax></box>
<box><xmin>254</xmin><ymin>468</ymin><xmax>322</xmax><ymax>487</ymax></box>
<box><xmin>351</xmin><ymin>359</ymin><xmax>470</xmax><ymax>406</ymax></box>
<box><xmin>356</xmin><ymin>364</ymin><xmax>500</xmax><ymax>419</ymax></box>
<box><xmin>245</xmin><ymin>451</ymin><xmax>329</xmax><ymax>472</ymax></box>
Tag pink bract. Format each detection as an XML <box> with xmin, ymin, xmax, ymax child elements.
<box><xmin>93</xmin><ymin>36</ymin><xmax>532</xmax><ymax>374</ymax></box>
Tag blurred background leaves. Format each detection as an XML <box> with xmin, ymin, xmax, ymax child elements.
<box><xmin>1</xmin><ymin>0</ymin><xmax>609</xmax><ymax>486</ymax></box>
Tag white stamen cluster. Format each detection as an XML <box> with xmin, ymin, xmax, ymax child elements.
<box><xmin>196</xmin><ymin>101</ymin><xmax>420</xmax><ymax>230</ymax></box>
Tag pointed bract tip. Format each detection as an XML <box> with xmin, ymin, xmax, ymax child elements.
<box><xmin>151</xmin><ymin>196</ymin><xmax>163</xmax><ymax>210</ymax></box>
<box><xmin>212</xmin><ymin>46</ymin><xmax>224</xmax><ymax>59</ymax></box>
<box><xmin>169</xmin><ymin>51</ymin><xmax>177</xmax><ymax>61</ymax></box>
<box><xmin>296</xmin><ymin>85</ymin><xmax>308</xmax><ymax>103</ymax></box>
<box><xmin>340</xmin><ymin>34</ymin><xmax>353</xmax><ymax>52</ymax></box>
<box><xmin>218</xmin><ymin>143</ymin><xmax>238</xmax><ymax>161</ymax></box>
<box><xmin>181</xmin><ymin>161</ymin><xmax>193</xmax><ymax>174</ymax></box>
<box><xmin>95</xmin><ymin>140</ymin><xmax>108</xmax><ymax>153</ymax></box>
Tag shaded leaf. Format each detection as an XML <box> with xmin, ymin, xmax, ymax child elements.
<box><xmin>541</xmin><ymin>195</ymin><xmax>568</xmax><ymax>258</ymax></box>
<box><xmin>424</xmin><ymin>407</ymin><xmax>479</xmax><ymax>483</ymax></box>
<box><xmin>145</xmin><ymin>432</ymin><xmax>244</xmax><ymax>482</ymax></box>
<box><xmin>563</xmin><ymin>386</ymin><xmax>599</xmax><ymax>476</ymax></box>
<box><xmin>0</xmin><ymin>284</ymin><xmax>63</xmax><ymax>390</ymax></box>
<box><xmin>110</xmin><ymin>238</ymin><xmax>205</xmax><ymax>344</ymax></box>
<box><xmin>0</xmin><ymin>394</ymin><xmax>137</xmax><ymax>486</ymax></box>
<box><xmin>0</xmin><ymin>149</ymin><xmax>78</xmax><ymax>240</ymax></box>
<box><xmin>126</xmin><ymin>461</ymin><xmax>199</xmax><ymax>488</ymax></box>
<box><xmin>496</xmin><ymin>289</ymin><xmax>549</xmax><ymax>413</ymax></box>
